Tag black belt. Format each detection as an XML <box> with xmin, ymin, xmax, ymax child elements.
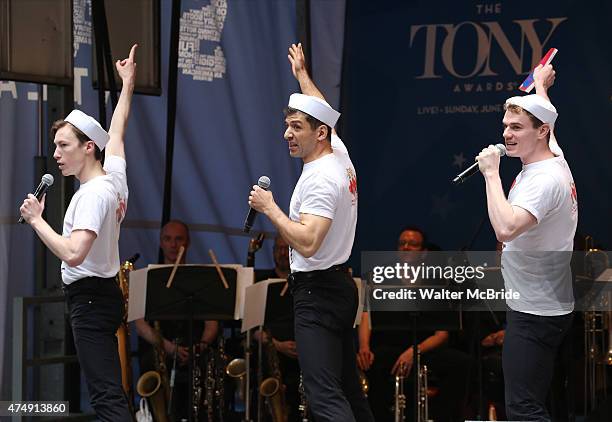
<box><xmin>289</xmin><ymin>263</ymin><xmax>349</xmax><ymax>284</ymax></box>
<box><xmin>62</xmin><ymin>275</ymin><xmax>117</xmax><ymax>294</ymax></box>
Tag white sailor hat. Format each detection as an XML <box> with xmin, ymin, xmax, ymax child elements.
<box><xmin>505</xmin><ymin>94</ymin><xmax>558</xmax><ymax>128</ymax></box>
<box><xmin>288</xmin><ymin>93</ymin><xmax>340</xmax><ymax>127</ymax></box>
<box><xmin>64</xmin><ymin>109</ymin><xmax>110</xmax><ymax>150</ymax></box>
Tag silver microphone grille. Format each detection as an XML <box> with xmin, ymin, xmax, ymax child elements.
<box><xmin>42</xmin><ymin>174</ymin><xmax>54</xmax><ymax>186</ymax></box>
<box><xmin>257</xmin><ymin>175</ymin><xmax>271</xmax><ymax>190</ymax></box>
<box><xmin>495</xmin><ymin>143</ymin><xmax>507</xmax><ymax>157</ymax></box>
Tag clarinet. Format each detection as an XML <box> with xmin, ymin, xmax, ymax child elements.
<box><xmin>298</xmin><ymin>371</ymin><xmax>309</xmax><ymax>422</ymax></box>
<box><xmin>216</xmin><ymin>336</ymin><xmax>228</xmax><ymax>422</ymax></box>
<box><xmin>167</xmin><ymin>338</ymin><xmax>179</xmax><ymax>416</ymax></box>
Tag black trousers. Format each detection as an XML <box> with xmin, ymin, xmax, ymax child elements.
<box><xmin>503</xmin><ymin>308</ymin><xmax>573</xmax><ymax>421</ymax></box>
<box><xmin>64</xmin><ymin>276</ymin><xmax>132</xmax><ymax>422</ymax></box>
<box><xmin>289</xmin><ymin>267</ymin><xmax>374</xmax><ymax>422</ymax></box>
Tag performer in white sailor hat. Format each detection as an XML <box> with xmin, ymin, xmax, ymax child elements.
<box><xmin>476</xmin><ymin>64</ymin><xmax>577</xmax><ymax>421</ymax></box>
<box><xmin>19</xmin><ymin>44</ymin><xmax>138</xmax><ymax>422</ymax></box>
<box><xmin>248</xmin><ymin>43</ymin><xmax>374</xmax><ymax>421</ymax></box>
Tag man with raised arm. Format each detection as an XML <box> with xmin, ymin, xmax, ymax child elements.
<box><xmin>19</xmin><ymin>45</ymin><xmax>138</xmax><ymax>421</ymax></box>
<box><xmin>248</xmin><ymin>43</ymin><xmax>374</xmax><ymax>422</ymax></box>
<box><xmin>476</xmin><ymin>64</ymin><xmax>577</xmax><ymax>421</ymax></box>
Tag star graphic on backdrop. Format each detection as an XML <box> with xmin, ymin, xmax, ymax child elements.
<box><xmin>431</xmin><ymin>193</ymin><xmax>456</xmax><ymax>220</ymax></box>
<box><xmin>453</xmin><ymin>152</ymin><xmax>467</xmax><ymax>169</ymax></box>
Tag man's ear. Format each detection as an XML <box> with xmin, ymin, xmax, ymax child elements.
<box><xmin>538</xmin><ymin>123</ymin><xmax>551</xmax><ymax>140</ymax></box>
<box><xmin>317</xmin><ymin>124</ymin><xmax>328</xmax><ymax>142</ymax></box>
<box><xmin>85</xmin><ymin>140</ymin><xmax>96</xmax><ymax>155</ymax></box>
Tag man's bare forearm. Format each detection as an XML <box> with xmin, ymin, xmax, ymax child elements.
<box><xmin>30</xmin><ymin>218</ymin><xmax>86</xmax><ymax>266</ymax></box>
<box><xmin>266</xmin><ymin>204</ymin><xmax>318</xmax><ymax>257</ymax></box>
<box><xmin>295</xmin><ymin>69</ymin><xmax>326</xmax><ymax>102</ymax></box>
<box><xmin>108</xmin><ymin>81</ymin><xmax>135</xmax><ymax>144</ymax></box>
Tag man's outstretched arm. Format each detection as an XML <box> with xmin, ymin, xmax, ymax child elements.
<box><xmin>287</xmin><ymin>43</ymin><xmax>339</xmax><ymax>137</ymax></box>
<box><xmin>106</xmin><ymin>44</ymin><xmax>138</xmax><ymax>160</ymax></box>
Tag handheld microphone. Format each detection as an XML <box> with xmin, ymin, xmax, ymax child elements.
<box><xmin>244</xmin><ymin>176</ymin><xmax>271</xmax><ymax>233</ymax></box>
<box><xmin>452</xmin><ymin>144</ymin><xmax>506</xmax><ymax>184</ymax></box>
<box><xmin>18</xmin><ymin>174</ymin><xmax>54</xmax><ymax>224</ymax></box>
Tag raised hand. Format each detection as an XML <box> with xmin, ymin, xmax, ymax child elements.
<box><xmin>116</xmin><ymin>44</ymin><xmax>138</xmax><ymax>84</ymax></box>
<box><xmin>288</xmin><ymin>43</ymin><xmax>307</xmax><ymax>79</ymax></box>
<box><xmin>533</xmin><ymin>63</ymin><xmax>555</xmax><ymax>92</ymax></box>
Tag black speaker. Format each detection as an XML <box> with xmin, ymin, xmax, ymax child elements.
<box><xmin>92</xmin><ymin>0</ymin><xmax>161</xmax><ymax>95</ymax></box>
<box><xmin>0</xmin><ymin>0</ymin><xmax>73</xmax><ymax>85</ymax></box>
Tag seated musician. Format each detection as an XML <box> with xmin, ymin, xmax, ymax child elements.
<box><xmin>134</xmin><ymin>220</ymin><xmax>218</xmax><ymax>420</ymax></box>
<box><xmin>357</xmin><ymin>226</ymin><xmax>471</xmax><ymax>422</ymax></box>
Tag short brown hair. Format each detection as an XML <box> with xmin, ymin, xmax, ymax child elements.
<box><xmin>51</xmin><ymin>120</ymin><xmax>102</xmax><ymax>161</ymax></box>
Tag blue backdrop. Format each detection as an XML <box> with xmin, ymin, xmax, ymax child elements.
<box><xmin>74</xmin><ymin>0</ymin><xmax>300</xmax><ymax>268</ymax></box>
<box><xmin>342</xmin><ymin>0</ymin><xmax>611</xmax><ymax>262</ymax></box>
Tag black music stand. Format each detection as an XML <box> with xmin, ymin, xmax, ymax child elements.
<box><xmin>263</xmin><ymin>281</ymin><xmax>294</xmax><ymax>335</ymax></box>
<box><xmin>144</xmin><ymin>265</ymin><xmax>238</xmax><ymax>422</ymax></box>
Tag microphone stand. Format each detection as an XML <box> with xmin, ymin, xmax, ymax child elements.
<box><xmin>244</xmin><ymin>329</ymin><xmax>253</xmax><ymax>422</ymax></box>
<box><xmin>459</xmin><ymin>212</ymin><xmax>501</xmax><ymax>420</ymax></box>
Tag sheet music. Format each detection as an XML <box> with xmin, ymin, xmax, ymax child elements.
<box><xmin>127</xmin><ymin>267</ymin><xmax>148</xmax><ymax>322</ymax></box>
<box><xmin>241</xmin><ymin>279</ymin><xmax>287</xmax><ymax>332</ymax></box>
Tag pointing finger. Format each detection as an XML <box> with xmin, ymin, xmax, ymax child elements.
<box><xmin>129</xmin><ymin>43</ymin><xmax>138</xmax><ymax>61</ymax></box>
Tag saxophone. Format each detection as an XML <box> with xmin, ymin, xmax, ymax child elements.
<box><xmin>116</xmin><ymin>256</ymin><xmax>136</xmax><ymax>415</ymax></box>
<box><xmin>259</xmin><ymin>329</ymin><xmax>288</xmax><ymax>422</ymax></box>
<box><xmin>226</xmin><ymin>358</ymin><xmax>247</xmax><ymax>410</ymax></box>
<box><xmin>136</xmin><ymin>321</ymin><xmax>170</xmax><ymax>422</ymax></box>
<box><xmin>153</xmin><ymin>321</ymin><xmax>171</xmax><ymax>403</ymax></box>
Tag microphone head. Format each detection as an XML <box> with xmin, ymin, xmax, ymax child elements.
<box><xmin>257</xmin><ymin>175</ymin><xmax>271</xmax><ymax>190</ymax></box>
<box><xmin>495</xmin><ymin>143</ymin><xmax>507</xmax><ymax>157</ymax></box>
<box><xmin>41</xmin><ymin>173</ymin><xmax>54</xmax><ymax>186</ymax></box>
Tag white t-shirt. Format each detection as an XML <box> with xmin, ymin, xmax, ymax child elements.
<box><xmin>289</xmin><ymin>134</ymin><xmax>358</xmax><ymax>272</ymax></box>
<box><xmin>502</xmin><ymin>156</ymin><xmax>578</xmax><ymax>315</ymax></box>
<box><xmin>61</xmin><ymin>155</ymin><xmax>129</xmax><ymax>284</ymax></box>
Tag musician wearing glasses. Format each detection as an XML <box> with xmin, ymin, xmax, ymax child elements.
<box><xmin>357</xmin><ymin>226</ymin><xmax>470</xmax><ymax>422</ymax></box>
